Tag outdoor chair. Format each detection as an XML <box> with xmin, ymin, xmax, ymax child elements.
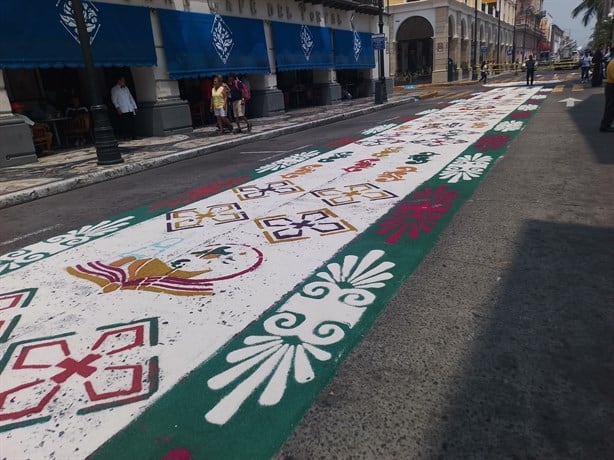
<box><xmin>31</xmin><ymin>123</ymin><xmax>53</xmax><ymax>152</ymax></box>
<box><xmin>64</xmin><ymin>113</ymin><xmax>93</xmax><ymax>146</ymax></box>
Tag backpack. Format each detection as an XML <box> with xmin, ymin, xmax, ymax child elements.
<box><xmin>235</xmin><ymin>80</ymin><xmax>251</xmax><ymax>101</ymax></box>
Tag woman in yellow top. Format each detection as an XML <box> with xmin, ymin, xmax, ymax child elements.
<box><xmin>210</xmin><ymin>75</ymin><xmax>234</xmax><ymax>135</ymax></box>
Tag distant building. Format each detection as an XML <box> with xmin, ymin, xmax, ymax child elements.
<box><xmin>515</xmin><ymin>0</ymin><xmax>546</xmax><ymax>61</ymax></box>
<box><xmin>387</xmin><ymin>0</ymin><xmax>516</xmax><ymax>85</ymax></box>
<box><xmin>551</xmin><ymin>24</ymin><xmax>565</xmax><ymax>56</ymax></box>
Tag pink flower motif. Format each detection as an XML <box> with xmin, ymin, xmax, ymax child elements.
<box><xmin>377</xmin><ymin>186</ymin><xmax>458</xmax><ymax>243</ymax></box>
<box><xmin>510</xmin><ymin>111</ymin><xmax>531</xmax><ymax>120</ymax></box>
<box><xmin>473</xmin><ymin>134</ymin><xmax>511</xmax><ymax>152</ymax></box>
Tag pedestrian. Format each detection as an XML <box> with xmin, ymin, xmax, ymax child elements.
<box><xmin>227</xmin><ymin>73</ymin><xmax>252</xmax><ymax>133</ymax></box>
<box><xmin>65</xmin><ymin>96</ymin><xmax>88</xmax><ymax>118</ymax></box>
<box><xmin>580</xmin><ymin>50</ymin><xmax>592</xmax><ymax>83</ymax></box>
<box><xmin>479</xmin><ymin>61</ymin><xmax>488</xmax><ymax>83</ymax></box>
<box><xmin>599</xmin><ymin>47</ymin><xmax>614</xmax><ymax>133</ymax></box>
<box><xmin>200</xmin><ymin>77</ymin><xmax>214</xmax><ymax>123</ymax></box>
<box><xmin>592</xmin><ymin>45</ymin><xmax>604</xmax><ymax>87</ymax></box>
<box><xmin>525</xmin><ymin>55</ymin><xmax>536</xmax><ymax>86</ymax></box>
<box><xmin>210</xmin><ymin>75</ymin><xmax>234</xmax><ymax>135</ymax></box>
<box><xmin>111</xmin><ymin>76</ymin><xmax>137</xmax><ymax>140</ymax></box>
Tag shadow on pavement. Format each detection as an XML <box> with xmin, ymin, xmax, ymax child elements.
<box><xmin>429</xmin><ymin>219</ymin><xmax>614</xmax><ymax>458</ymax></box>
<box><xmin>567</xmin><ymin>93</ymin><xmax>613</xmax><ymax>165</ymax></box>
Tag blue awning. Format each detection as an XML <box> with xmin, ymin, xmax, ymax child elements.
<box><xmin>0</xmin><ymin>0</ymin><xmax>156</xmax><ymax>69</ymax></box>
<box><xmin>333</xmin><ymin>30</ymin><xmax>375</xmax><ymax>70</ymax></box>
<box><xmin>271</xmin><ymin>22</ymin><xmax>334</xmax><ymax>71</ymax></box>
<box><xmin>157</xmin><ymin>10</ymin><xmax>270</xmax><ymax>79</ymax></box>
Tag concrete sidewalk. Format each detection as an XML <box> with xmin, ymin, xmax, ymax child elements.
<box><xmin>0</xmin><ymin>90</ymin><xmax>436</xmax><ymax>210</ymax></box>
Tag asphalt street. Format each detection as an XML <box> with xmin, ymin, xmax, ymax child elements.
<box><xmin>279</xmin><ymin>81</ymin><xmax>614</xmax><ymax>458</ymax></box>
<box><xmin>0</xmin><ymin>101</ymin><xmax>431</xmax><ymax>253</ymax></box>
<box><xmin>0</xmin><ymin>74</ymin><xmax>612</xmax><ymax>459</ymax></box>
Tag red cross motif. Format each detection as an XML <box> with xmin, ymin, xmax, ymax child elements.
<box><xmin>0</xmin><ymin>318</ymin><xmax>158</xmax><ymax>432</ymax></box>
<box><xmin>52</xmin><ymin>353</ymin><xmax>101</xmax><ymax>383</ymax></box>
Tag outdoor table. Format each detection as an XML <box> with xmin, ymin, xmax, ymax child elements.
<box><xmin>44</xmin><ymin>116</ymin><xmax>71</xmax><ymax>147</ymax></box>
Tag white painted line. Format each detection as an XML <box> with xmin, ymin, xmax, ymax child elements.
<box><xmin>289</xmin><ymin>144</ymin><xmax>312</xmax><ymax>152</ymax></box>
<box><xmin>0</xmin><ymin>224</ymin><xmax>61</xmax><ymax>246</ymax></box>
<box><xmin>484</xmin><ymin>79</ymin><xmax>562</xmax><ymax>87</ymax></box>
<box><xmin>259</xmin><ymin>153</ymin><xmax>289</xmax><ymax>162</ymax></box>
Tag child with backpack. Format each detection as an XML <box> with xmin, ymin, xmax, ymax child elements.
<box><xmin>228</xmin><ymin>73</ymin><xmax>252</xmax><ymax>133</ymax></box>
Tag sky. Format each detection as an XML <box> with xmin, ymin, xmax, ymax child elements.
<box><xmin>542</xmin><ymin>0</ymin><xmax>595</xmax><ymax>48</ymax></box>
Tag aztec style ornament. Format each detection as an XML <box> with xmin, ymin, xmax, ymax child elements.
<box><xmin>66</xmin><ymin>244</ymin><xmax>263</xmax><ymax>296</ymax></box>
<box><xmin>0</xmin><ymin>318</ymin><xmax>159</xmax><ymax>432</ymax></box>
<box><xmin>439</xmin><ymin>153</ymin><xmax>493</xmax><ymax>183</ymax></box>
<box><xmin>255</xmin><ymin>209</ymin><xmax>357</xmax><ymax>244</ymax></box>
<box><xmin>205</xmin><ymin>249</ymin><xmax>395</xmax><ymax>425</ymax></box>
<box><xmin>166</xmin><ymin>203</ymin><xmax>249</xmax><ymax>232</ymax></box>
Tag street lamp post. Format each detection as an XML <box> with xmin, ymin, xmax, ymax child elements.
<box><xmin>496</xmin><ymin>0</ymin><xmax>502</xmax><ymax>68</ymax></box>
<box><xmin>512</xmin><ymin>0</ymin><xmax>518</xmax><ymax>69</ymax></box>
<box><xmin>472</xmin><ymin>0</ymin><xmax>478</xmax><ymax>80</ymax></box>
<box><xmin>71</xmin><ymin>0</ymin><xmax>123</xmax><ymax>165</ymax></box>
<box><xmin>374</xmin><ymin>0</ymin><xmax>388</xmax><ymax>104</ymax></box>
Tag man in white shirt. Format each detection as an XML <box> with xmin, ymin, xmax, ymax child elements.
<box><xmin>111</xmin><ymin>76</ymin><xmax>137</xmax><ymax>140</ymax></box>
<box><xmin>580</xmin><ymin>51</ymin><xmax>592</xmax><ymax>83</ymax></box>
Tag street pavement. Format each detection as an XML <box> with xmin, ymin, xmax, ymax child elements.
<box><xmin>0</xmin><ymin>70</ymin><xmax>612</xmax><ymax>459</ymax></box>
<box><xmin>279</xmin><ymin>76</ymin><xmax>614</xmax><ymax>460</ymax></box>
<box><xmin>0</xmin><ymin>90</ymin><xmax>435</xmax><ymax>209</ymax></box>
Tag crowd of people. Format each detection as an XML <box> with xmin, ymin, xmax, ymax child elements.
<box><xmin>579</xmin><ymin>44</ymin><xmax>612</xmax><ymax>86</ymax></box>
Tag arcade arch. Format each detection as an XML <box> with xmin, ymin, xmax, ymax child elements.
<box><xmin>395</xmin><ymin>16</ymin><xmax>434</xmax><ymax>83</ymax></box>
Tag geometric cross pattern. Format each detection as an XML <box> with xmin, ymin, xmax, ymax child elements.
<box><xmin>166</xmin><ymin>203</ymin><xmax>249</xmax><ymax>232</ymax></box>
<box><xmin>0</xmin><ymin>288</ymin><xmax>37</xmax><ymax>344</ymax></box>
<box><xmin>0</xmin><ymin>317</ymin><xmax>158</xmax><ymax>432</ymax></box>
<box><xmin>254</xmin><ymin>208</ymin><xmax>357</xmax><ymax>244</ymax></box>
<box><xmin>408</xmin><ymin>130</ymin><xmax>478</xmax><ymax>147</ymax></box>
<box><xmin>311</xmin><ymin>183</ymin><xmax>397</xmax><ymax>206</ymax></box>
<box><xmin>232</xmin><ymin>180</ymin><xmax>304</xmax><ymax>201</ymax></box>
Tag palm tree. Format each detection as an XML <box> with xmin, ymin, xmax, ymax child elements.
<box><xmin>572</xmin><ymin>0</ymin><xmax>606</xmax><ymax>26</ymax></box>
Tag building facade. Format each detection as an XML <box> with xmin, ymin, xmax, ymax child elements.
<box><xmin>388</xmin><ymin>0</ymin><xmax>516</xmax><ymax>85</ymax></box>
<box><xmin>514</xmin><ymin>0</ymin><xmax>545</xmax><ymax>62</ymax></box>
<box><xmin>0</xmin><ymin>0</ymin><xmax>387</xmax><ymax>167</ymax></box>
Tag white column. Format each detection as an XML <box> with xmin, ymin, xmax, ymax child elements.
<box><xmin>0</xmin><ymin>71</ymin><xmax>12</xmax><ymax>116</ymax></box>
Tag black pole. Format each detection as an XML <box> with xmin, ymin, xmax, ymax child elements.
<box><xmin>472</xmin><ymin>0</ymin><xmax>478</xmax><ymax>80</ymax></box>
<box><xmin>71</xmin><ymin>0</ymin><xmax>123</xmax><ymax>165</ymax></box>
<box><xmin>496</xmin><ymin>2</ymin><xmax>501</xmax><ymax>67</ymax></box>
<box><xmin>512</xmin><ymin>0</ymin><xmax>517</xmax><ymax>68</ymax></box>
<box><xmin>374</xmin><ymin>0</ymin><xmax>387</xmax><ymax>104</ymax></box>
<box><xmin>522</xmin><ymin>7</ymin><xmax>527</xmax><ymax>62</ymax></box>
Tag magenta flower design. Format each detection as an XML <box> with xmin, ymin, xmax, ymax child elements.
<box><xmin>376</xmin><ymin>186</ymin><xmax>458</xmax><ymax>243</ymax></box>
<box><xmin>473</xmin><ymin>133</ymin><xmax>511</xmax><ymax>152</ymax></box>
<box><xmin>510</xmin><ymin>111</ymin><xmax>531</xmax><ymax>120</ymax></box>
